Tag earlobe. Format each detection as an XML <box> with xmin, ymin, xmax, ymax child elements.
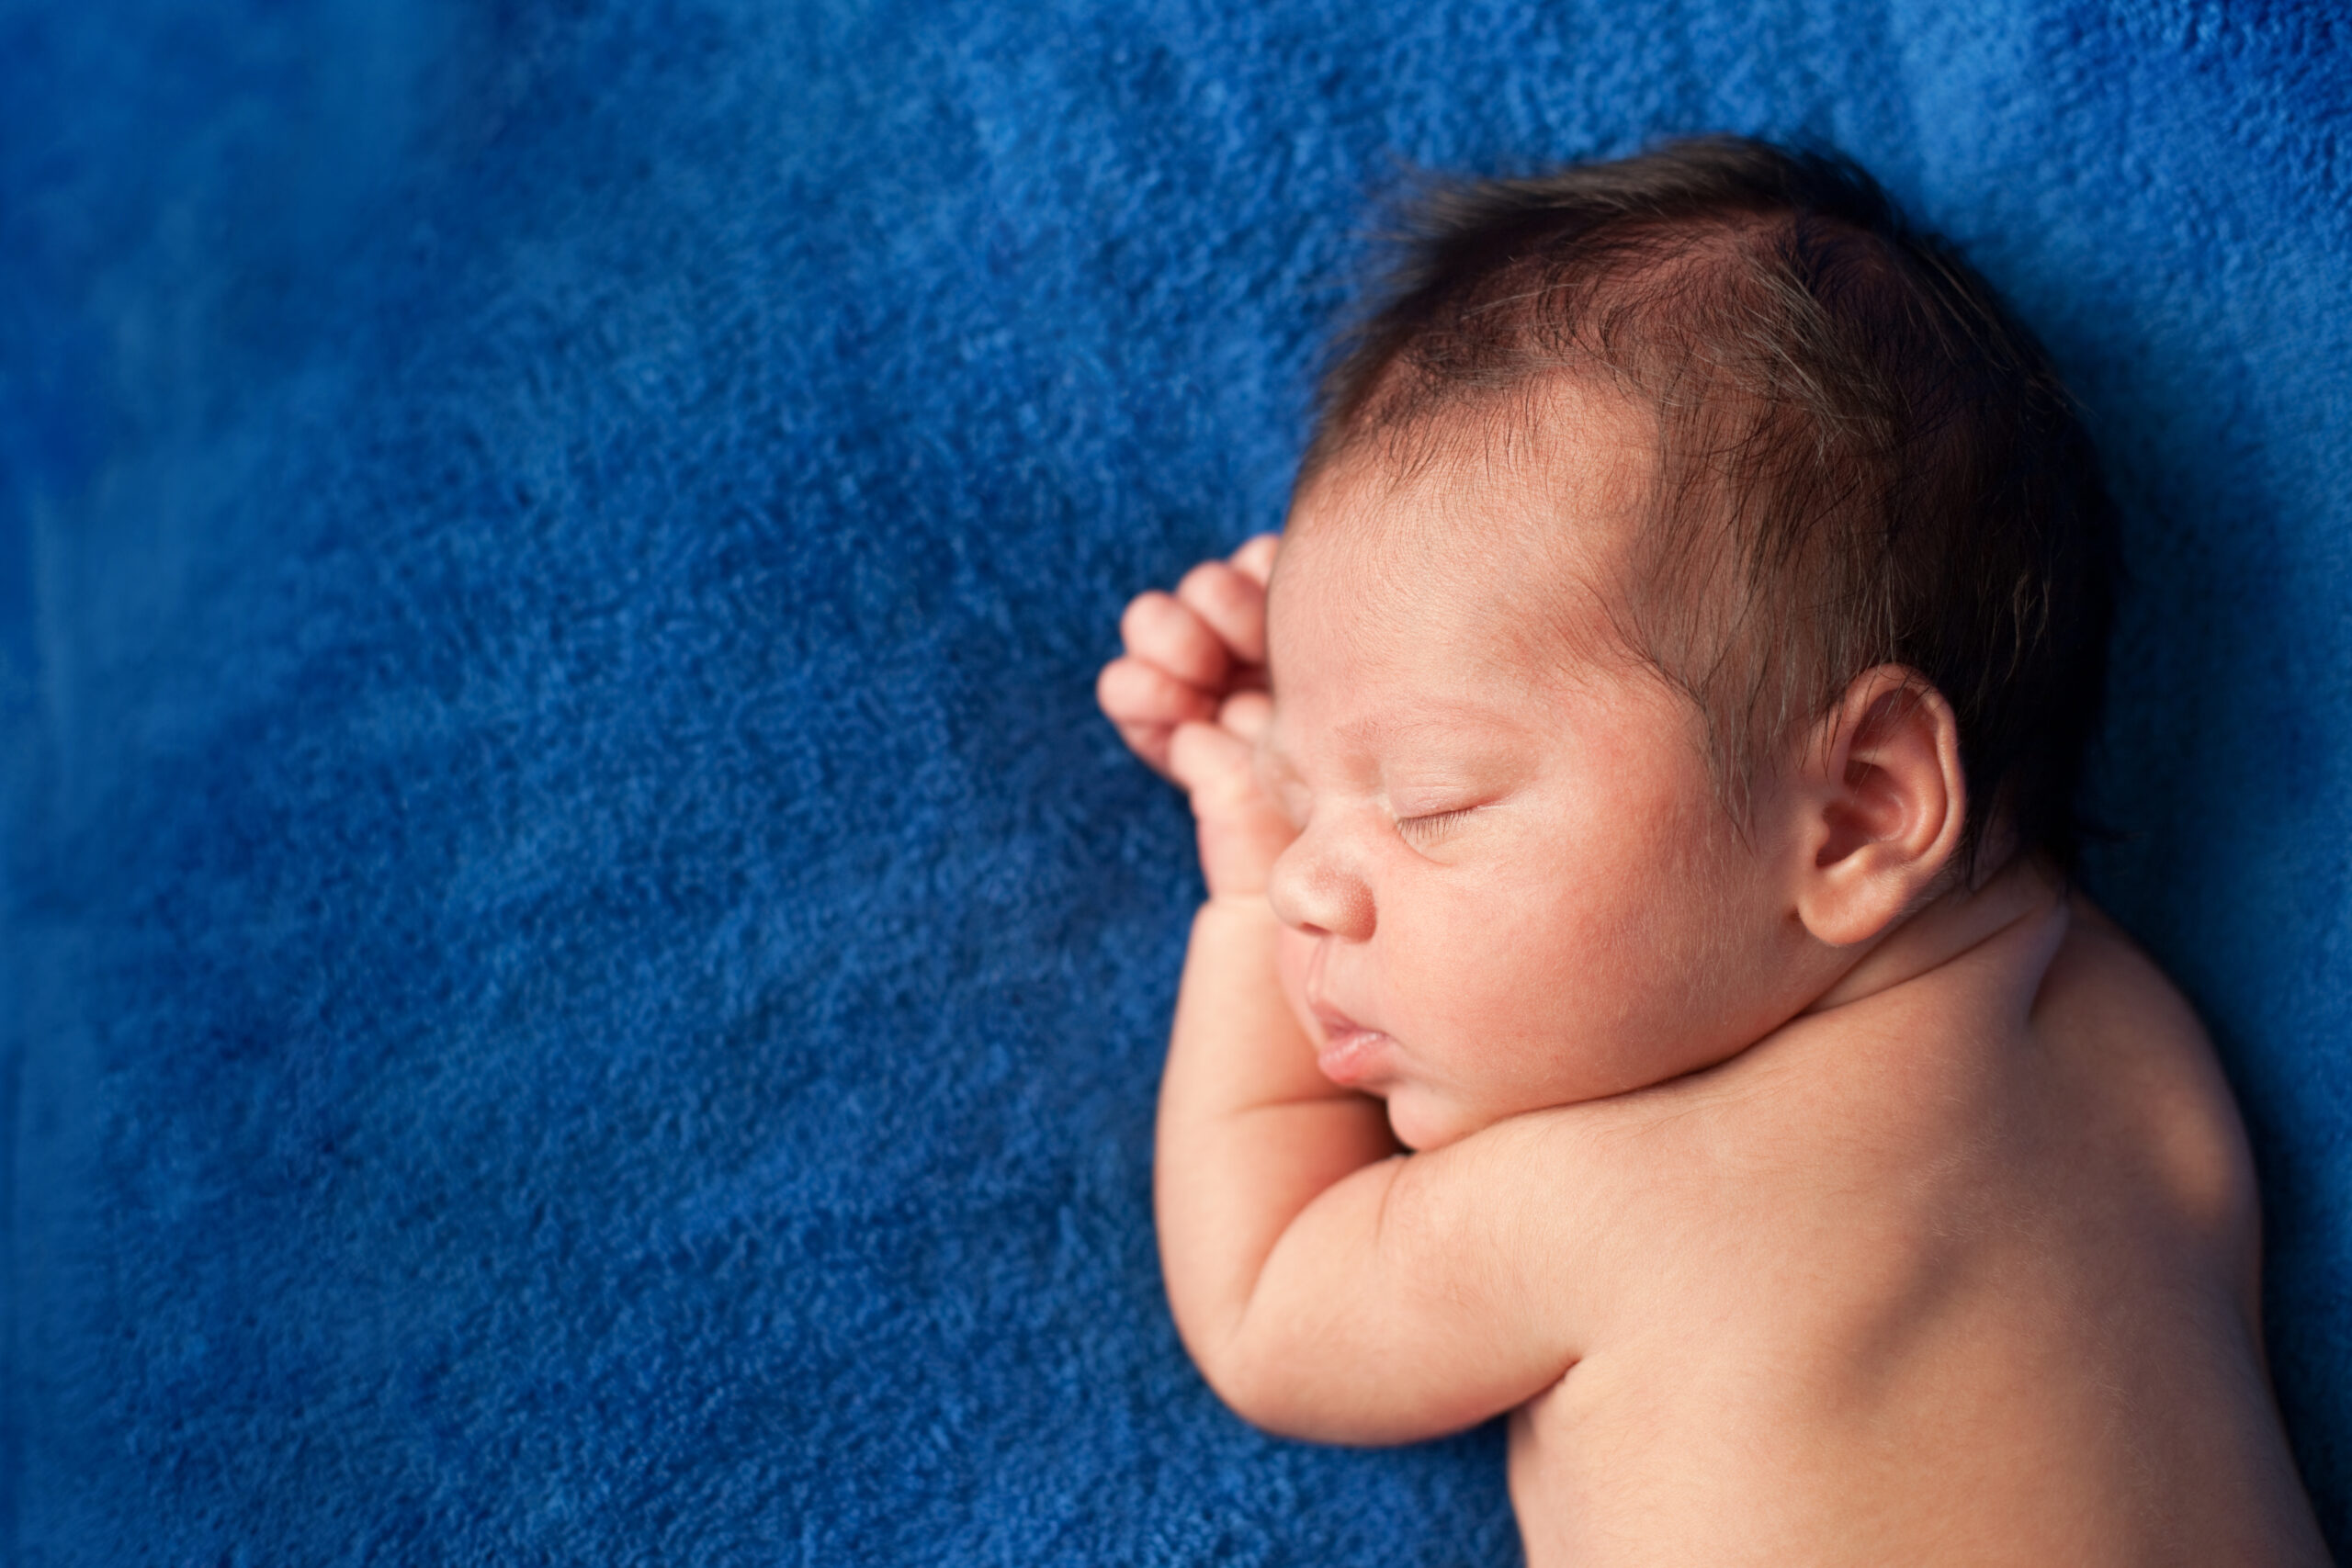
<box><xmin>1790</xmin><ymin>668</ymin><xmax>1967</xmax><ymax>947</ymax></box>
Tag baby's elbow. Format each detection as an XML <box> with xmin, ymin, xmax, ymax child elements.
<box><xmin>1186</xmin><ymin>1326</ymin><xmax>1284</xmax><ymax>1427</ymax></box>
<box><xmin>1208</xmin><ymin>1373</ymin><xmax>1350</xmax><ymax>1445</ymax></box>
<box><xmin>1186</xmin><ymin>1326</ymin><xmax>1341</xmax><ymax>1442</ymax></box>
<box><xmin>1191</xmin><ymin>1330</ymin><xmax>1431</xmax><ymax>1447</ymax></box>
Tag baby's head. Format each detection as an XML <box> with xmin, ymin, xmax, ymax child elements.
<box><xmin>1261</xmin><ymin>138</ymin><xmax>2117</xmax><ymax>1149</ymax></box>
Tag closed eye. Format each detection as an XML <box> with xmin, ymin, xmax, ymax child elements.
<box><xmin>1396</xmin><ymin>807</ymin><xmax>1476</xmax><ymax>848</ymax></box>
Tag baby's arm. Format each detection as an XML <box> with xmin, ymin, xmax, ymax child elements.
<box><xmin>1101</xmin><ymin>540</ymin><xmax>1589</xmax><ymax>1444</ymax></box>
<box><xmin>1159</xmin><ymin>898</ymin><xmax>1590</xmax><ymax>1442</ymax></box>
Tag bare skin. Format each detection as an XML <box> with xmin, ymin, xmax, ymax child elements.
<box><xmin>1096</xmin><ymin>404</ymin><xmax>2330</xmax><ymax>1563</ymax></box>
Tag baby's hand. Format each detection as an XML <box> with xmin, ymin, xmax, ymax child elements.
<box><xmin>1098</xmin><ymin>535</ymin><xmax>1296</xmax><ymax>898</ymax></box>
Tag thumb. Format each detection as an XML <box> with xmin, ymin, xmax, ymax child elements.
<box><xmin>1165</xmin><ymin>718</ymin><xmax>1260</xmax><ymax>814</ymax></box>
<box><xmin>1217</xmin><ymin>690</ymin><xmax>1272</xmax><ymax>744</ymax></box>
<box><xmin>1169</xmin><ymin>719</ymin><xmax>1296</xmax><ymax>899</ymax></box>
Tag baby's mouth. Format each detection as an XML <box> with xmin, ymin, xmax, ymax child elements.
<box><xmin>1310</xmin><ymin>1004</ymin><xmax>1389</xmax><ymax>1088</ymax></box>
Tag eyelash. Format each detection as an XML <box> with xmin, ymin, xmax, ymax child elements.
<box><xmin>1396</xmin><ymin>807</ymin><xmax>1475</xmax><ymax>846</ymax></box>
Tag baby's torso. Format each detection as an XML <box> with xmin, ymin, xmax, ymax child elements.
<box><xmin>1505</xmin><ymin>893</ymin><xmax>2326</xmax><ymax>1566</ymax></box>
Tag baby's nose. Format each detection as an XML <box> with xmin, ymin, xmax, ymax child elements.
<box><xmin>1267</xmin><ymin>829</ymin><xmax>1374</xmax><ymax>941</ymax></box>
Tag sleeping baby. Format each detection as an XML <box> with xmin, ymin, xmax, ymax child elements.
<box><xmin>1095</xmin><ymin>138</ymin><xmax>2330</xmax><ymax>1564</ymax></box>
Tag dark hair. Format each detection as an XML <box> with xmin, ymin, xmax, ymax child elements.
<box><xmin>1304</xmin><ymin>136</ymin><xmax>2117</xmax><ymax>876</ymax></box>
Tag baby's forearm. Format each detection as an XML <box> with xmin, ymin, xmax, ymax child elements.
<box><xmin>1154</xmin><ymin>897</ymin><xmax>1399</xmax><ymax>1387</ymax></box>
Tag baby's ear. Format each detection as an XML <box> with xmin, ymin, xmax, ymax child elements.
<box><xmin>1786</xmin><ymin>666</ymin><xmax>1967</xmax><ymax>947</ymax></box>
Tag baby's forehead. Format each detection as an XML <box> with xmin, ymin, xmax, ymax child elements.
<box><xmin>1275</xmin><ymin>384</ymin><xmax>1659</xmax><ymax>666</ymax></box>
<box><xmin>1289</xmin><ymin>378</ymin><xmax>1656</xmax><ymax>567</ymax></box>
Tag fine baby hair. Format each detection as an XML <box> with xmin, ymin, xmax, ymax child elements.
<box><xmin>1305</xmin><ymin>136</ymin><xmax>2120</xmax><ymax>875</ymax></box>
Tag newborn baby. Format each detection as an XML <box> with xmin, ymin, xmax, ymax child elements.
<box><xmin>1097</xmin><ymin>139</ymin><xmax>2329</xmax><ymax>1564</ymax></box>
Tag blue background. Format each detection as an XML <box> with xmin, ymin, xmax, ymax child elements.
<box><xmin>4</xmin><ymin>1</ymin><xmax>2346</xmax><ymax>1561</ymax></box>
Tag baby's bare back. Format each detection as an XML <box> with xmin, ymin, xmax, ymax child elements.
<box><xmin>1508</xmin><ymin>893</ymin><xmax>2324</xmax><ymax>1565</ymax></box>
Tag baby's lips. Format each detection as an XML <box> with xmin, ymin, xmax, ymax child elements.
<box><xmin>1312</xmin><ymin>1019</ymin><xmax>1389</xmax><ymax>1089</ymax></box>
<box><xmin>1309</xmin><ymin>998</ymin><xmax>1384</xmax><ymax>1045</ymax></box>
<box><xmin>1310</xmin><ymin>1000</ymin><xmax>1363</xmax><ymax>1042</ymax></box>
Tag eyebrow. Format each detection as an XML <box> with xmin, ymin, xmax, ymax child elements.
<box><xmin>1340</xmin><ymin>707</ymin><xmax>1520</xmax><ymax>747</ymax></box>
<box><xmin>1263</xmin><ymin>702</ymin><xmax>1530</xmax><ymax>767</ymax></box>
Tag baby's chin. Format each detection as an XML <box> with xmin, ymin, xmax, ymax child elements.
<box><xmin>1383</xmin><ymin>1089</ymin><xmax>1485</xmax><ymax>1153</ymax></box>
<box><xmin>1384</xmin><ymin>1072</ymin><xmax>1629</xmax><ymax>1150</ymax></box>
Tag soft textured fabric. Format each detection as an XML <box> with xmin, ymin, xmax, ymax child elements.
<box><xmin>3</xmin><ymin>1</ymin><xmax>2346</xmax><ymax>1561</ymax></box>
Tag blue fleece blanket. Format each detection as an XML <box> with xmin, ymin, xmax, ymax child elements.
<box><xmin>4</xmin><ymin>1</ymin><xmax>2346</xmax><ymax>1561</ymax></box>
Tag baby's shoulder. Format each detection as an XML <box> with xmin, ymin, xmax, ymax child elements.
<box><xmin>2029</xmin><ymin>897</ymin><xmax>2260</xmax><ymax>1258</ymax></box>
<box><xmin>1518</xmin><ymin>891</ymin><xmax>2256</xmax><ymax>1274</ymax></box>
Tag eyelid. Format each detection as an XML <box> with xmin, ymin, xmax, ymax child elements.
<box><xmin>1395</xmin><ymin>805</ymin><xmax>1477</xmax><ymax>847</ymax></box>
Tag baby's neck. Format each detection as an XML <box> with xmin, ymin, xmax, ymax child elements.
<box><xmin>1802</xmin><ymin>853</ymin><xmax>2063</xmax><ymax>1018</ymax></box>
